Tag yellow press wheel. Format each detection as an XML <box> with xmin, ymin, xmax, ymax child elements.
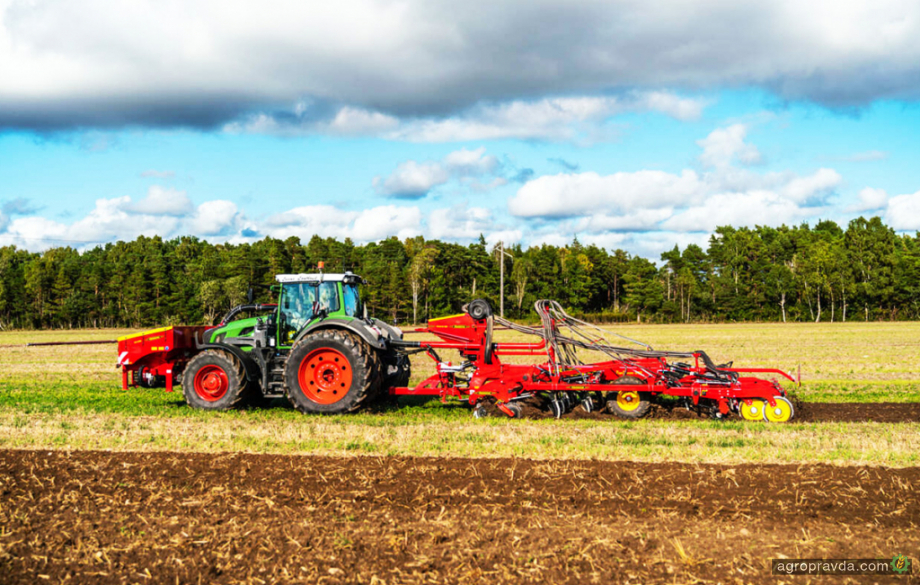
<box><xmin>740</xmin><ymin>399</ymin><xmax>765</xmax><ymax>421</ymax></box>
<box><xmin>763</xmin><ymin>396</ymin><xmax>795</xmax><ymax>423</ymax></box>
<box><xmin>606</xmin><ymin>376</ymin><xmax>652</xmax><ymax>419</ymax></box>
<box><xmin>617</xmin><ymin>391</ymin><xmax>642</xmax><ymax>412</ymax></box>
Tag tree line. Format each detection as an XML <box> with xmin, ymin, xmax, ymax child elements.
<box><xmin>0</xmin><ymin>216</ymin><xmax>917</xmax><ymax>330</ymax></box>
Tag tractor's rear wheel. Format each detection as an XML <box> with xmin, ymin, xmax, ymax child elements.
<box><xmin>606</xmin><ymin>376</ymin><xmax>653</xmax><ymax>419</ymax></box>
<box><xmin>284</xmin><ymin>329</ymin><xmax>379</xmax><ymax>414</ymax></box>
<box><xmin>182</xmin><ymin>350</ymin><xmax>250</xmax><ymax>410</ymax></box>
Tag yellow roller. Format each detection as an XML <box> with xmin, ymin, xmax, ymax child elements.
<box><xmin>616</xmin><ymin>390</ymin><xmax>642</xmax><ymax>412</ymax></box>
<box><xmin>763</xmin><ymin>397</ymin><xmax>794</xmax><ymax>423</ymax></box>
<box><xmin>740</xmin><ymin>399</ymin><xmax>764</xmax><ymax>421</ymax></box>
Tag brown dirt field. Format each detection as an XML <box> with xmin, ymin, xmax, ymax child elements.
<box><xmin>796</xmin><ymin>402</ymin><xmax>920</xmax><ymax>423</ymax></box>
<box><xmin>1</xmin><ymin>450</ymin><xmax>917</xmax><ymax>584</ymax></box>
<box><xmin>512</xmin><ymin>398</ymin><xmax>920</xmax><ymax>423</ymax></box>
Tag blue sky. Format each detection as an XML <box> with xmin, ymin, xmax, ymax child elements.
<box><xmin>1</xmin><ymin>1</ymin><xmax>919</xmax><ymax>258</ymax></box>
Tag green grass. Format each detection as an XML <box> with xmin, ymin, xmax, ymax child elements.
<box><xmin>0</xmin><ymin>406</ymin><xmax>917</xmax><ymax>466</ymax></box>
<box><xmin>1</xmin><ymin>323</ymin><xmax>919</xmax><ymax>465</ymax></box>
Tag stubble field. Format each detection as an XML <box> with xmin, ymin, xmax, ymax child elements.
<box><xmin>1</xmin><ymin>322</ymin><xmax>918</xmax><ymax>583</ymax></box>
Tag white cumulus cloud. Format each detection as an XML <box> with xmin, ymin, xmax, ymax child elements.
<box><xmin>508</xmin><ymin>124</ymin><xmax>845</xmax><ymax>235</ymax></box>
<box><xmin>427</xmin><ymin>203</ymin><xmax>520</xmax><ymax>244</ymax></box>
<box><xmin>264</xmin><ymin>204</ymin><xmax>422</xmax><ymax>242</ymax></box>
<box><xmin>779</xmin><ymin>168</ymin><xmax>841</xmax><ymax>203</ymax></box>
<box><xmin>374</xmin><ymin>147</ymin><xmax>501</xmax><ymax>198</ymax></box>
<box><xmin>661</xmin><ymin>191</ymin><xmax>816</xmax><ymax>232</ymax></box>
<box><xmin>126</xmin><ymin>186</ymin><xmax>194</xmax><ymax>216</ymax></box>
<box><xmin>885</xmin><ymin>190</ymin><xmax>920</xmax><ymax>231</ymax></box>
<box><xmin>697</xmin><ymin>124</ymin><xmax>762</xmax><ymax>169</ymax></box>
<box><xmin>509</xmin><ymin>170</ymin><xmax>703</xmax><ymax>218</ymax></box>
<box><xmin>373</xmin><ymin>161</ymin><xmax>451</xmax><ymax>199</ymax></box>
<box><xmin>852</xmin><ymin>187</ymin><xmax>889</xmax><ymax>212</ymax></box>
<box><xmin>187</xmin><ymin>200</ymin><xmax>241</xmax><ymax>236</ymax></box>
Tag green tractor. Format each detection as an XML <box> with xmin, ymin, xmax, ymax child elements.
<box><xmin>181</xmin><ymin>271</ymin><xmax>409</xmax><ymax>414</ymax></box>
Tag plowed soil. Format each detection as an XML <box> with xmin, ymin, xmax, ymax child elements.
<box><xmin>515</xmin><ymin>399</ymin><xmax>920</xmax><ymax>423</ymax></box>
<box><xmin>797</xmin><ymin>402</ymin><xmax>920</xmax><ymax>423</ymax></box>
<box><xmin>1</xmin><ymin>450</ymin><xmax>917</xmax><ymax>584</ymax></box>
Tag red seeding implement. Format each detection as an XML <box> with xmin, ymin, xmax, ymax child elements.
<box><xmin>389</xmin><ymin>299</ymin><xmax>798</xmax><ymax>422</ymax></box>
<box><xmin>112</xmin><ymin>272</ymin><xmax>796</xmax><ymax>422</ymax></box>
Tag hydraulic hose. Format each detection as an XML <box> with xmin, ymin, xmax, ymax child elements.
<box><xmin>219</xmin><ymin>303</ymin><xmax>277</xmax><ymax>326</ymax></box>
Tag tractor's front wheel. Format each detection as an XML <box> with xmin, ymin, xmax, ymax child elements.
<box><xmin>284</xmin><ymin>330</ymin><xmax>379</xmax><ymax>414</ymax></box>
<box><xmin>182</xmin><ymin>350</ymin><xmax>251</xmax><ymax>410</ymax></box>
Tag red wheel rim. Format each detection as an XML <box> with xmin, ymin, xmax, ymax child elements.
<box><xmin>298</xmin><ymin>348</ymin><xmax>353</xmax><ymax>405</ymax></box>
<box><xmin>193</xmin><ymin>365</ymin><xmax>229</xmax><ymax>401</ymax></box>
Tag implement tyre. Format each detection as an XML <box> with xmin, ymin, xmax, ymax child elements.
<box><xmin>606</xmin><ymin>375</ymin><xmax>653</xmax><ymax>419</ymax></box>
<box><xmin>182</xmin><ymin>349</ymin><xmax>251</xmax><ymax>410</ymax></box>
<box><xmin>383</xmin><ymin>352</ymin><xmax>411</xmax><ymax>388</ymax></box>
<box><xmin>740</xmin><ymin>399</ymin><xmax>765</xmax><ymax>421</ymax></box>
<box><xmin>763</xmin><ymin>396</ymin><xmax>795</xmax><ymax>423</ymax></box>
<box><xmin>284</xmin><ymin>329</ymin><xmax>379</xmax><ymax>414</ymax></box>
<box><xmin>373</xmin><ymin>350</ymin><xmax>410</xmax><ymax>407</ymax></box>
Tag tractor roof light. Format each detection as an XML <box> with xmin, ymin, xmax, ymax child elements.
<box><xmin>275</xmin><ymin>273</ymin><xmax>364</xmax><ymax>284</ymax></box>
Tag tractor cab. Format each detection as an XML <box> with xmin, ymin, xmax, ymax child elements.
<box><xmin>275</xmin><ymin>272</ymin><xmax>365</xmax><ymax>346</ymax></box>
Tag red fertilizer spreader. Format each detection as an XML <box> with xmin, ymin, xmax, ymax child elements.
<box><xmin>116</xmin><ymin>326</ymin><xmax>208</xmax><ymax>391</ymax></box>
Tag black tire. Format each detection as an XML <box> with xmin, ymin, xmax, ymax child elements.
<box><xmin>467</xmin><ymin>299</ymin><xmax>492</xmax><ymax>321</ymax></box>
<box><xmin>136</xmin><ymin>366</ymin><xmax>164</xmax><ymax>388</ymax></box>
<box><xmin>284</xmin><ymin>329</ymin><xmax>379</xmax><ymax>414</ymax></box>
<box><xmin>182</xmin><ymin>350</ymin><xmax>250</xmax><ymax>411</ymax></box>
<box><xmin>383</xmin><ymin>352</ymin><xmax>411</xmax><ymax>389</ymax></box>
<box><xmin>136</xmin><ymin>367</ymin><xmax>150</xmax><ymax>388</ymax></box>
<box><xmin>606</xmin><ymin>375</ymin><xmax>653</xmax><ymax>419</ymax></box>
<box><xmin>372</xmin><ymin>351</ymin><xmax>410</xmax><ymax>406</ymax></box>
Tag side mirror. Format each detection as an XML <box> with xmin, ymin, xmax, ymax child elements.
<box><xmin>247</xmin><ymin>286</ymin><xmax>254</xmax><ymax>304</ymax></box>
<box><xmin>363</xmin><ymin>304</ymin><xmax>368</xmax><ymax>319</ymax></box>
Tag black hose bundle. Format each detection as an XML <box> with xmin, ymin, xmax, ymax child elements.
<box><xmin>493</xmin><ymin>300</ymin><xmax>701</xmax><ymax>376</ymax></box>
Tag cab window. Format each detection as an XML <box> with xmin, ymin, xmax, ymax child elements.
<box><xmin>343</xmin><ymin>283</ymin><xmax>361</xmax><ymax>317</ymax></box>
<box><xmin>280</xmin><ymin>282</ymin><xmax>339</xmax><ymax>341</ymax></box>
